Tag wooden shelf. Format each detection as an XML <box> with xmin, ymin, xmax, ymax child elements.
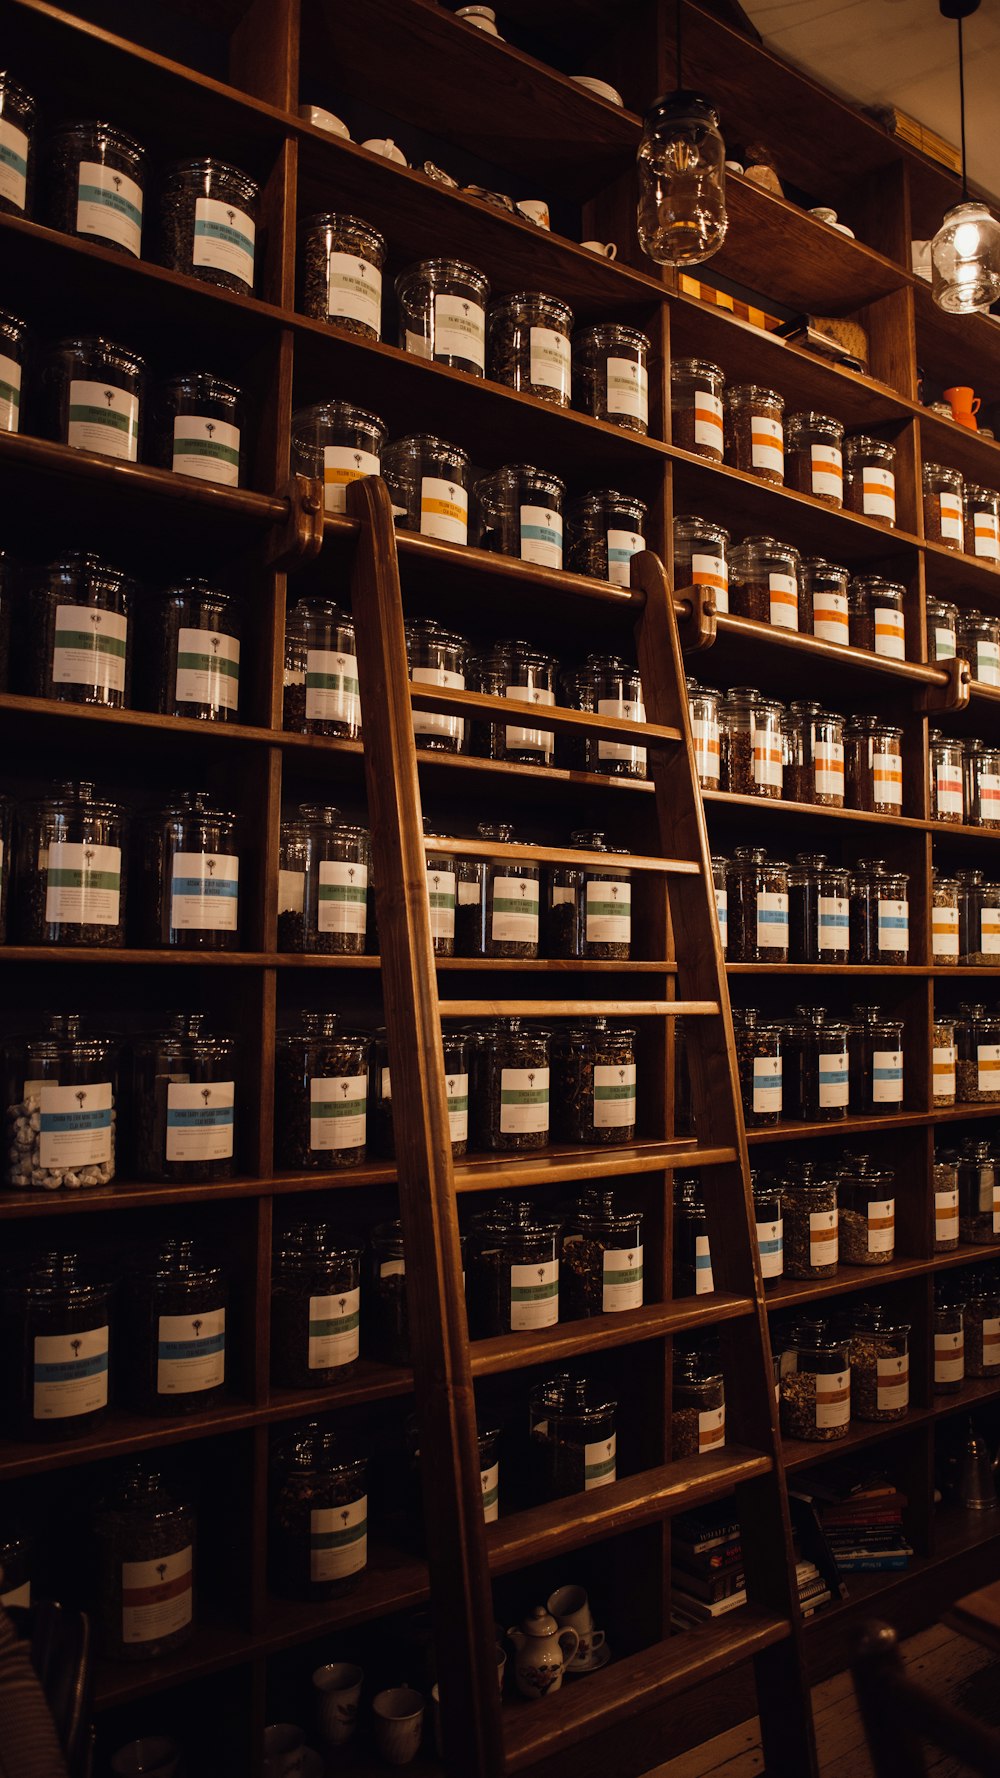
<box><xmin>469</xmin><ymin>1296</ymin><xmax>755</xmax><ymax>1377</ymax></box>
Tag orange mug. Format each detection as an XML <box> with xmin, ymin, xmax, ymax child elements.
<box><xmin>944</xmin><ymin>384</ymin><xmax>980</xmax><ymax>414</ymax></box>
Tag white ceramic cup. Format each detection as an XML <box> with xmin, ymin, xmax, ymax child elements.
<box><xmin>372</xmin><ymin>1687</ymin><xmax>425</xmax><ymax>1766</ymax></box>
<box><xmin>581</xmin><ymin>240</ymin><xmax>617</xmax><ymax>258</ymax></box>
<box><xmin>111</xmin><ymin>1742</ymin><xmax>180</xmax><ymax>1778</ymax></box>
<box><xmin>547</xmin><ymin>1585</ymin><xmax>606</xmax><ymax>1663</ymax></box>
<box><xmin>516</xmin><ymin>200</ymin><xmax>551</xmax><ymax>229</ymax></box>
<box><xmin>362</xmin><ymin>138</ymin><xmax>407</xmax><ymax>165</ymax></box>
<box><xmin>299</xmin><ymin>104</ymin><xmax>350</xmax><ymax>139</ymax></box>
<box><xmin>263</xmin><ymin>1723</ymin><xmax>305</xmax><ymax>1777</ymax></box>
<box><xmin>313</xmin><ymin>1661</ymin><xmax>364</xmax><ymax>1747</ymax></box>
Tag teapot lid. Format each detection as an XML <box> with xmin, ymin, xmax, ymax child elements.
<box><xmin>523</xmin><ymin>1604</ymin><xmax>559</xmax><ymax>1635</ymax></box>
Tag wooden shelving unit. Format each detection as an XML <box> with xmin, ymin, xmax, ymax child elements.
<box><xmin>3</xmin><ymin>0</ymin><xmax>1000</xmax><ymax>1772</ymax></box>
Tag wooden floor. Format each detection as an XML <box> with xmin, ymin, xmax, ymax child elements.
<box><xmin>645</xmin><ymin>1623</ymin><xmax>1000</xmax><ymax>1777</ymax></box>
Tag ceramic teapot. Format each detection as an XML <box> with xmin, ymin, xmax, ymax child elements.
<box><xmin>506</xmin><ymin>1605</ymin><xmax>579</xmax><ymax>1699</ymax></box>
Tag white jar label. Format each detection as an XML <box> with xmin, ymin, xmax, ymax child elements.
<box><xmin>426</xmin><ymin>866</ymin><xmax>457</xmax><ymax>941</ymax></box>
<box><xmin>814</xmin><ymin>741</ymin><xmax>845</xmax><ymax>799</ymax></box>
<box><xmin>873</xmin><ymin>606</ymin><xmax>905</xmax><ymax>661</ymax></box>
<box><xmin>973</xmin><ymin>509</ymin><xmax>1000</xmax><ymax>559</ymax></box>
<box><xmin>936</xmin><ymin>1188</ymin><xmax>959</xmax><ymax>1242</ymax></box>
<box><xmin>594</xmin><ymin>1062</ymin><xmax>636</xmax><ymax>1128</ymax></box>
<box><xmin>122</xmin><ymin>1547</ymin><xmax>193</xmax><ymax>1645</ymax></box>
<box><xmin>818</xmin><ymin>1049</ymin><xmax>849</xmax><ymax>1108</ymax></box>
<box><xmin>45</xmin><ymin>841</ymin><xmax>121</xmax><ymax>926</ymax></box>
<box><xmin>935</xmin><ymin>1330</ymin><xmax>964</xmax><ymax>1384</ymax></box>
<box><xmin>76</xmin><ymin>160</ymin><xmax>143</xmax><ymax>256</ymax></box>
<box><xmin>520</xmin><ymin>504</ymin><xmax>563</xmax><ymax>569</ymax></box>
<box><xmin>867</xmin><ymin>1196</ymin><xmax>895</xmax><ymax>1253</ymax></box>
<box><xmin>504</xmin><ymin>682</ymin><xmax>554</xmax><ymax>756</ymax></box>
<box><xmin>458</xmin><ymin>879</ymin><xmax>481</xmax><ymax>906</ymax></box>
<box><xmin>39</xmin><ymin>1081</ymin><xmax>112</xmax><ymax>1168</ymax></box>
<box><xmin>753</xmin><ymin>733</ymin><xmax>783</xmax><ymax>789</ymax></box>
<box><xmin>403</xmin><ymin>328</ymin><xmax>432</xmax><ymax>360</ymax></box>
<box><xmin>0</xmin><ymin>350</ymin><xmax>21</xmax><ymax>432</ymax></box>
<box><xmin>976</xmin><ymin>641</ymin><xmax>1000</xmax><ymax>687</ymax></box>
<box><xmin>510</xmin><ymin>1259</ymin><xmax>558</xmax><ymax>1329</ymax></box>
<box><xmin>815</xmin><ymin>1368</ymin><xmax>850</xmax><ymax>1429</ymax></box>
<box><xmin>53</xmin><ymin>602</ymin><xmax>127</xmax><ymax>694</ymax></box>
<box><xmin>935</xmin><ymin>624</ymin><xmax>957</xmax><ymax>660</ymax></box>
<box><xmin>812</xmin><ymin>589</ymin><xmax>849</xmax><ymax>645</ymax></box>
<box><xmin>698</xmin><ymin>1404</ymin><xmax>726</xmax><ymax>1453</ymax></box>
<box><xmin>818</xmin><ymin>895</ymin><xmax>849</xmax><ymax>953</ymax></box>
<box><xmin>0</xmin><ymin>117</ymin><xmax>28</xmax><ymax>211</ymax></box>
<box><xmin>877</xmin><ymin>897</ymin><xmax>909</xmax><ymax>953</ymax></box>
<box><xmin>693</xmin><ymin>389</ymin><xmax>723</xmax><ymax>451</ymax></box>
<box><xmin>33</xmin><ymin>1325</ymin><xmax>108</xmax><ymax>1420</ymax></box>
<box><xmin>311</xmin><ymin>1498</ymin><xmax>367</xmax><ymax>1580</ymax></box>
<box><xmin>933</xmin><ymin>1045</ymin><xmax>956</xmax><ymax>1098</ymax></box>
<box><xmin>413</xmin><ymin>665</ymin><xmax>465</xmax><ymax>743</ymax></box>
<box><xmin>768</xmin><ymin>571</ymin><xmax>798</xmax><ymax>630</ymax></box>
<box><xmin>157</xmin><ymin>1308</ymin><xmax>225</xmax><ymax>1395</ymax></box>
<box><xmin>175</xmin><ymin>626</ymin><xmax>239</xmax><ymax>710</ymax></box>
<box><xmin>977</xmin><ymin>1043</ymin><xmax>1000</xmax><ymax>1093</ymax></box>
<box><xmin>278</xmin><ymin>868</ymin><xmax>305</xmax><ymax>915</ymax></box>
<box><xmin>752</xmin><ymin>1054</ymin><xmax>782</xmax><ymax>1114</ymax></box>
<box><xmin>193</xmin><ymin>197</ymin><xmax>255</xmax><ymax>286</ymax></box>
<box><xmin>68</xmin><ymin>378</ymin><xmax>139</xmax><ymax>460</ymax></box>
<box><xmin>481</xmin><ymin>1462</ymin><xmax>499</xmax><ymax>1522</ymax></box>
<box><xmin>876</xmin><ymin>1352</ymin><xmax>909</xmax><ymax>1412</ymax></box>
<box><xmin>310</xmin><ymin>1075</ymin><xmax>366</xmax><ymax>1150</ymax></box>
<box><xmin>715</xmin><ymin>886</ymin><xmax>728</xmax><ymax>951</ymax></box>
<box><xmin>861</xmin><ymin>465</ymin><xmax>895</xmax><ymax>520</ymax></box>
<box><xmin>982</xmin><ymin>906</ymin><xmax>1000</xmax><ymax>954</ymax></box>
<box><xmin>173</xmin><ymin>414</ymin><xmax>240</xmax><ymax>485</ymax></box>
<box><xmin>756</xmin><ymin>1215</ymin><xmax>783</xmax><ymax>1278</ymax></box>
<box><xmin>327</xmin><ymin>251</ymin><xmax>382</xmax><ymax>331</ymax></box>
<box><xmin>751</xmin><ymin>414</ymin><xmax>783</xmax><ymax>474</ymax></box>
<box><xmin>585</xmin><ymin>876</ymin><xmax>631</xmax><ymax>944</ymax></box>
<box><xmin>692</xmin><ymin>713</ymin><xmax>720</xmax><ymax>783</ymax></box>
<box><xmin>935</xmin><ymin>764</ymin><xmax>964</xmax><ymax>818</ymax></box>
<box><xmin>318</xmin><ymin>859</ymin><xmax>368</xmax><ymax>935</ymax></box>
<box><xmin>979</xmin><ymin>773</ymin><xmax>1000</xmax><ymax>822</ymax></box>
<box><xmin>323</xmin><ymin>444</ymin><xmax>379</xmax><ymax>514</ymax></box>
<box><xmin>932</xmin><ymin>907</ymin><xmax>959</xmax><ymax>957</ymax></box>
<box><xmin>597</xmin><ymin>695</ymin><xmax>646</xmax><ymax>768</ymax></box>
<box><xmin>606</xmin><ymin>527</ymin><xmax>644</xmax><ymax>587</ymax></box>
<box><xmin>308</xmin><ymin>1289</ymin><xmax>360</xmax><ymax>1370</ymax></box>
<box><xmin>491</xmin><ymin>874</ymin><xmax>539</xmax><ymax>943</ymax></box>
<box><xmin>695</xmin><ymin>1233</ymin><xmax>714</xmax><ymax>1295</ymax></box>
<box><xmin>872</xmin><ymin>1049</ymin><xmax>903</xmax><ymax>1104</ymax></box>
<box><xmin>171</xmin><ymin>852</ymin><xmax>239</xmax><ymax>931</ymax></box>
<box><xmin>305</xmin><ymin>648</ymin><xmax>361</xmax><ymax>726</ymax></box>
<box><xmin>500</xmin><ymin>1066</ymin><xmax>549</xmax><ymax>1135</ymax></box>
<box><xmin>756</xmin><ymin>889</ymin><xmax>789</xmax><ymax>949</ymax></box>
<box><xmin>810</xmin><ymin>442</ymin><xmax>842</xmax><ymax>500</ymax></box>
<box><xmin>585</xmin><ymin>1433</ymin><xmax>616</xmax><ymax>1490</ymax></box>
<box><xmin>938</xmin><ymin>490</ymin><xmax>963</xmax><ymax>542</ymax></box>
<box><xmin>165</xmin><ymin>1081</ymin><xmax>234</xmax><ymax>1160</ymax></box>
<box><xmin>873</xmin><ymin>749</ymin><xmax>903</xmax><ymax>807</ymax></box>
<box><xmin>984</xmin><ymin>1317</ymin><xmax>1000</xmax><ymax>1364</ymax></box>
<box><xmin>603</xmin><ymin>1245</ymin><xmax>643</xmax><ymax>1311</ymax></box>
<box><xmin>809</xmin><ymin>1209</ymin><xmax>838</xmax><ymax>1269</ymax></box>
<box><xmin>690</xmin><ymin>552</ymin><xmax>728</xmax><ymax>613</ymax></box>
<box><xmin>420</xmin><ymin>474</ymin><xmax>468</xmax><ymax>544</ymax></box>
<box><xmin>445</xmin><ymin>1071</ymin><xmax>469</xmax><ymax>1146</ymax></box>
<box><xmin>606</xmin><ymin>356</ymin><xmax>648</xmax><ymax>423</ymax></box>
<box><xmin>434</xmin><ymin>293</ymin><xmax>485</xmax><ymax>369</ymax></box>
<box><xmin>529</xmin><ymin>325</ymin><xmax>570</xmax><ymax>400</ymax></box>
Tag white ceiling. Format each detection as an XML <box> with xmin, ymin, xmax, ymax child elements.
<box><xmin>740</xmin><ymin>0</ymin><xmax>1000</xmax><ymax>202</ymax></box>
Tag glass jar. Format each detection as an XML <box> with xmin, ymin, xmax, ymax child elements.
<box><xmin>94</xmin><ymin>1466</ymin><xmax>195</xmax><ymax>1659</ymax></box>
<box><xmin>283</xmin><ymin>593</ymin><xmax>360</xmax><ymax>737</ymax></box>
<box><xmin>382</xmin><ymin>434</ymin><xmax>469</xmax><ymax>544</ymax></box>
<box><xmin>4</xmin><ymin>1015</ymin><xmax>117</xmax><ymax>1193</ymax></box>
<box><xmin>932</xmin><ymin>874</ymin><xmax>960</xmax><ymax>964</ymax></box>
<box><xmin>964</xmin><ymin>740</ymin><xmax>1000</xmax><ymax>828</ymax></box>
<box><xmin>543</xmin><ymin>855</ymin><xmax>585</xmax><ymax>959</ymax></box>
<box><xmin>964</xmin><ymin>483</ymin><xmax>1000</xmax><ymax>561</ymax></box>
<box><xmin>930</xmin><ymin>730</ymin><xmax>965</xmax><ymax>823</ymax></box>
<box><xmin>688</xmin><ymin>679</ymin><xmax>721</xmax><ymax>789</ymax></box>
<box><xmin>783</xmin><ymin>703</ymin><xmax>845</xmax><ymax>806</ymax></box>
<box><xmin>732</xmin><ymin>1008</ymin><xmax>782</xmax><ymax>1127</ymax></box>
<box><xmin>153</xmin><ymin>371</ymin><xmax>242</xmax><ymax>486</ymax></box>
<box><xmin>721</xmin><ymin>686</ymin><xmax>784</xmax><ymax>798</ymax></box>
<box><xmin>302</xmin><ymin>809</ymin><xmax>370</xmax><ymax>957</ymax></box>
<box><xmin>469</xmin><ymin>1201</ymin><xmax>560</xmax><ymax>1336</ymax></box>
<box><xmin>472</xmin><ymin>1019</ymin><xmax>549</xmax><ymax>1152</ymax></box>
<box><xmin>964</xmin><ymin>1275</ymin><xmax>1000</xmax><ymax>1377</ymax></box>
<box><xmin>956</xmin><ymin>1005</ymin><xmax>1000</xmax><ymax>1104</ymax></box>
<box><xmin>132</xmin><ymin>1014</ymin><xmax>236</xmax><ymax>1182</ymax></box>
<box><xmin>424</xmin><ymin>822</ymin><xmax>459</xmax><ymax>958</ymax></box>
<box><xmin>582</xmin><ymin>657</ymin><xmax>646</xmax><ymax>778</ymax></box>
<box><xmin>637</xmin><ymin>90</ymin><xmax>727</xmax><ymax>265</ymax></box>
<box><xmin>0</xmin><ymin>310</ymin><xmax>27</xmax><ymax>434</ymax></box>
<box><xmin>670</xmin><ymin>358</ymin><xmax>724</xmax><ymax>461</ymax></box>
<box><xmin>123</xmin><ymin>1240</ymin><xmax>226</xmax><ymax>1416</ymax></box>
<box><xmin>933</xmin><ymin>1016</ymin><xmax>957</xmax><ymax>1108</ymax></box>
<box><xmin>148</xmin><ymin>581</ymin><xmax>240</xmax><ymax>721</ymax></box>
<box><xmin>753</xmin><ymin>1179</ymin><xmax>784</xmax><ymax>1286</ymax></box>
<box><xmin>848</xmin><ymin>1005</ymin><xmax>904</xmax><ymax>1115</ymax></box>
<box><xmin>560</xmin><ymin>1191</ymin><xmax>643</xmax><ymax>1318</ymax></box>
<box><xmin>475</xmin><ymin>464</ymin><xmax>565</xmax><ymax>569</ymax></box>
<box><xmin>574</xmin><ymin>830</ymin><xmax>632</xmax><ymax>960</ymax></box>
<box><xmin>160</xmin><ymin>157</ymin><xmax>259</xmax><ymax>292</ymax></box>
<box><xmin>492</xmin><ymin>638</ymin><xmax>558</xmax><ymax>766</ymax></box>
<box><xmin>15</xmin><ymin>781</ymin><xmax>126</xmax><ymax>947</ymax></box>
<box><xmin>0</xmin><ymin>74</ymin><xmax>35</xmax><ymax>216</ymax></box>
<box><xmin>275</xmin><ymin>1014</ymin><xmax>369</xmax><ymax>1169</ymax></box>
<box><xmin>367</xmin><ymin>1220</ymin><xmax>411</xmax><ymax>1363</ymax></box>
<box><xmin>406</xmin><ymin>618</ymin><xmax>468</xmax><ymax>753</ymax></box>
<box><xmin>673</xmin><ymin>516</ymin><xmax>729</xmax><ymax>614</ymax></box>
<box><xmin>528</xmin><ymin>1374</ymin><xmax>616</xmax><ymax>1500</ymax></box>
<box><xmin>844</xmin><ymin>1312</ymin><xmax>909</xmax><ymax>1421</ymax></box>
<box><xmin>926</xmin><ymin>595</ymin><xmax>958</xmax><ymax>662</ymax></box>
<box><xmin>785</xmin><ymin>412</ymin><xmax>844</xmax><ymax>506</ymax></box>
<box><xmin>26</xmin><ymin>550</ymin><xmax>132</xmax><ymax>706</ymax></box>
<box><xmin>933</xmin><ymin>1301</ymin><xmax>964</xmax><ymax>1393</ymax></box>
<box><xmin>672</xmin><ymin>1346</ymin><xmax>726</xmax><ymax>1457</ymax></box>
<box><xmin>923</xmin><ymin>461</ymin><xmax>964</xmax><ymax>548</ymax></box>
<box><xmin>838</xmin><ymin>1164</ymin><xmax>895</xmax><ymax>1265</ymax></box>
<box><xmin>269</xmin><ymin>1424</ymin><xmax>367</xmax><ymax>1600</ymax></box>
<box><xmin>471</xmin><ymin>825</ymin><xmax>540</xmax><ymax>960</ymax></box>
<box><xmin>291</xmin><ymin>401</ymin><xmax>387</xmax><ymax>517</ymax></box>
<box><xmin>396</xmin><ymin>258</ymin><xmax>490</xmax><ymax>374</ymax></box>
<box><xmin>298</xmin><ymin>212</ymin><xmax>385</xmax><ymax>338</ymax></box>
<box><xmin>723</xmin><ymin>384</ymin><xmax>784</xmax><ymax>483</ymax></box>
<box><xmin>779</xmin><ymin>1332</ymin><xmax>850</xmax><ymax>1440</ymax></box>
<box><xmin>142</xmin><ymin>791</ymin><xmax>240</xmax><ymax>950</ymax></box>
<box><xmin>271</xmin><ymin>1222</ymin><xmax>362</xmax><ymax>1388</ymax></box>
<box><xmin>957</xmin><ymin>1139</ymin><xmax>1000</xmax><ymax>1244</ymax></box>
<box><xmin>726</xmin><ymin>848</ymin><xmax>788</xmax><ymax>962</ymax></box>
<box><xmin>873</xmin><ymin>868</ymin><xmax>909</xmax><ymax>964</ymax></box>
<box><xmin>957</xmin><ymin>609</ymin><xmax>1000</xmax><ymax>688</ymax></box>
<box><xmin>729</xmin><ymin>536</ymin><xmax>800</xmax><ymax>630</ymax></box>
<box><xmin>845</xmin><ymin>716</ymin><xmax>903</xmax><ymax>814</ymax></box>
<box><xmin>565</xmin><ymin>490</ymin><xmax>647</xmax><ymax>586</ymax></box>
<box><xmin>800</xmin><ymin>558</ymin><xmax>849</xmax><ymax>646</ymax></box>
<box><xmin>488</xmin><ymin>292</ymin><xmax>573</xmax><ymax>406</ymax></box>
<box><xmin>406</xmin><ymin>1419</ymin><xmax>499</xmax><ymax>1528</ymax></box>
<box><xmin>551</xmin><ymin>1021</ymin><xmax>637</xmax><ymax>1145</ymax></box>
<box><xmin>1</xmin><ymin>1250</ymin><xmax>110</xmax><ymax>1435</ymax></box>
<box><xmin>782</xmin><ymin>1178</ymin><xmax>838</xmax><ymax>1279</ymax></box>
<box><xmin>817</xmin><ymin>861</ymin><xmax>851</xmax><ymax>963</ymax></box>
<box><xmin>849</xmin><ymin>576</ymin><xmax>906</xmax><ymax>661</ymax></box>
<box><xmin>674</xmin><ymin>1178</ymin><xmax>713</xmax><ymax>1296</ymax></box>
<box><xmin>844</xmin><ymin>436</ymin><xmax>897</xmax><ymax>525</ymax></box>
<box><xmin>956</xmin><ymin>869</ymin><xmax>1000</xmax><ymax>963</ymax></box>
<box><xmin>933</xmin><ymin>1155</ymin><xmax>960</xmax><ymax>1251</ymax></box>
<box><xmin>573</xmin><ymin>323</ymin><xmax>649</xmax><ymax>433</ymax></box>
<box><xmin>44</xmin><ymin>335</ymin><xmax>143</xmax><ymax>462</ymax></box>
<box><xmin>787</xmin><ymin>856</ymin><xmax>832</xmax><ymax>963</ymax></box>
<box><xmin>47</xmin><ymin>121</ymin><xmax>145</xmax><ymax>257</ymax></box>
<box><xmin>782</xmin><ymin>1008</ymin><xmax>850</xmax><ymax>1121</ymax></box>
<box><xmin>712</xmin><ymin>855</ymin><xmax>728</xmax><ymax>955</ymax></box>
<box><xmin>372</xmin><ymin>1030</ymin><xmax>469</xmax><ymax>1158</ymax></box>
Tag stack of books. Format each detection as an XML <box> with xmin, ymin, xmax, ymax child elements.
<box><xmin>817</xmin><ymin>1483</ymin><xmax>912</xmax><ymax>1574</ymax></box>
<box><xmin>670</xmin><ymin>1506</ymin><xmax>833</xmax><ymax>1626</ymax></box>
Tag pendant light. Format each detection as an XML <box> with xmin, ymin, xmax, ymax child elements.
<box><xmin>931</xmin><ymin>0</ymin><xmax>1000</xmax><ymax>314</ymax></box>
<box><xmin>636</xmin><ymin>0</ymin><xmax>727</xmax><ymax>267</ymax></box>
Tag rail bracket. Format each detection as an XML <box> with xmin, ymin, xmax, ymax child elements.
<box><xmin>267</xmin><ymin>473</ymin><xmax>325</xmax><ymax>568</ymax></box>
<box><xmin>674</xmin><ymin>582</ymin><xmax>718</xmax><ymax>653</ymax></box>
<box><xmin>920</xmin><ymin>656</ymin><xmax>971</xmax><ymax>714</ymax></box>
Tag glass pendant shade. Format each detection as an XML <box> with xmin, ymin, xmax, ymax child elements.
<box><xmin>931</xmin><ymin>200</ymin><xmax>1000</xmax><ymax>313</ymax></box>
<box><xmin>637</xmin><ymin>90</ymin><xmax>728</xmax><ymax>267</ymax></box>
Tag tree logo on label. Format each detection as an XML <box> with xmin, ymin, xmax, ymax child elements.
<box><xmin>103</xmin><ymin>389</ymin><xmax>115</xmax><ymax>406</ymax></box>
<box><xmin>192</xmin><ymin>1319</ymin><xmax>203</xmax><ymax>1338</ymax></box>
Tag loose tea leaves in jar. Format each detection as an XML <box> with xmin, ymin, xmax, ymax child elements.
<box><xmin>565</xmin><ymin>489</ymin><xmax>646</xmax><ymax>586</ymax></box>
<box><xmin>94</xmin><ymin>1465</ymin><xmax>195</xmax><ymax>1660</ymax></box>
<box><xmin>122</xmin><ymin>1240</ymin><xmax>227</xmax><ymax>1416</ymax></box>
<box><xmin>47</xmin><ymin>121</ymin><xmax>145</xmax><ymax>258</ymax></box>
<box><xmin>528</xmin><ymin>1373</ymin><xmax>616</xmax><ymax>1500</ymax></box>
<box><xmin>142</xmin><ymin>792</ymin><xmax>240</xmax><ymax>950</ymax></box>
<box><xmin>475</xmin><ymin>464</ymin><xmax>565</xmax><ymax>569</ymax></box>
<box><xmin>0</xmin><ymin>74</ymin><xmax>35</xmax><ymax>216</ymax></box>
<box><xmin>551</xmin><ymin>1022</ymin><xmax>637</xmax><ymax>1145</ymax></box>
<box><xmin>148</xmin><ymin>581</ymin><xmax>241</xmax><ymax>721</ymax></box>
<box><xmin>44</xmin><ymin>335</ymin><xmax>143</xmax><ymax>463</ymax></box>
<box><xmin>844</xmin><ymin>436</ymin><xmax>896</xmax><ymax>525</ymax></box>
<box><xmin>729</xmin><ymin>536</ymin><xmax>800</xmax><ymax>630</ymax></box>
<box><xmin>724</xmin><ymin>383</ymin><xmax>784</xmax><ymax>483</ymax></box>
<box><xmin>923</xmin><ymin>461</ymin><xmax>964</xmax><ymax>548</ymax></box>
<box><xmin>153</xmin><ymin>370</ymin><xmax>242</xmax><ymax>486</ymax></box>
<box><xmin>131</xmin><ymin>1014</ymin><xmax>236</xmax><ymax>1183</ymax></box>
<box><xmin>672</xmin><ymin>1345</ymin><xmax>726</xmax><ymax>1457</ymax></box>
<box><xmin>26</xmin><ymin>551</ymin><xmax>133</xmax><ymax>708</ymax></box>
<box><xmin>785</xmin><ymin>411</ymin><xmax>844</xmax><ymax>506</ymax></box>
<box><xmin>299</xmin><ymin>212</ymin><xmax>385</xmax><ymax>339</ymax></box>
<box><xmin>779</xmin><ymin>1333</ymin><xmax>850</xmax><ymax>1441</ymax></box>
<box><xmin>1</xmin><ymin>1248</ymin><xmax>111</xmax><ymax>1434</ymax></box>
<box><xmin>15</xmin><ymin>781</ymin><xmax>127</xmax><ymax>948</ymax></box>
<box><xmin>474</xmin><ymin>1020</ymin><xmax>549</xmax><ymax>1152</ymax></box>
<box><xmin>291</xmin><ymin>401</ymin><xmax>387</xmax><ymax>517</ymax></box>
<box><xmin>270</xmin><ymin>1221</ymin><xmax>362</xmax><ymax>1389</ymax></box>
<box><xmin>674</xmin><ymin>516</ymin><xmax>729</xmax><ymax>614</ymax></box>
<box><xmin>573</xmin><ymin>323</ymin><xmax>649</xmax><ymax>432</ymax></box>
<box><xmin>670</xmin><ymin>358</ymin><xmax>724</xmax><ymax>461</ymax></box>
<box><xmin>560</xmin><ymin>1191</ymin><xmax>643</xmax><ymax>1318</ymax></box>
<box><xmin>0</xmin><ymin>310</ymin><xmax>27</xmax><ymax>434</ymax></box>
<box><xmin>275</xmin><ymin>1015</ymin><xmax>369</xmax><ymax>1170</ymax></box>
<box><xmin>160</xmin><ymin>157</ymin><xmax>259</xmax><ymax>292</ymax></box>
<box><xmin>283</xmin><ymin>594</ymin><xmax>361</xmax><ymax>737</ymax></box>
<box><xmin>269</xmin><ymin>1424</ymin><xmax>367</xmax><ymax>1601</ymax></box>
<box><xmin>469</xmin><ymin>1201</ymin><xmax>560</xmax><ymax>1335</ymax></box>
<box><xmin>489</xmin><ymin>292</ymin><xmax>573</xmax><ymax>406</ymax></box>
<box><xmin>396</xmin><ymin>258</ymin><xmax>490</xmax><ymax>375</ymax></box>
<box><xmin>381</xmin><ymin>434</ymin><xmax>469</xmax><ymax>544</ymax></box>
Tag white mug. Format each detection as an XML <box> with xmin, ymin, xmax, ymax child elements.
<box><xmin>263</xmin><ymin>1724</ymin><xmax>304</xmax><ymax>1777</ymax></box>
<box><xmin>547</xmin><ymin>1584</ymin><xmax>606</xmax><ymax>1663</ymax></box>
<box><xmin>581</xmin><ymin>240</ymin><xmax>617</xmax><ymax>258</ymax></box>
<box><xmin>517</xmin><ymin>200</ymin><xmax>551</xmax><ymax>229</ymax></box>
<box><xmin>313</xmin><ymin>1661</ymin><xmax>364</xmax><ymax>1747</ymax></box>
<box><xmin>111</xmin><ymin>1742</ymin><xmax>180</xmax><ymax>1778</ymax></box>
<box><xmin>372</xmin><ymin>1687</ymin><xmax>425</xmax><ymax>1766</ymax></box>
<box><xmin>362</xmin><ymin>137</ymin><xmax>407</xmax><ymax>165</ymax></box>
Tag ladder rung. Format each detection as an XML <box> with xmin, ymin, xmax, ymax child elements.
<box><xmin>438</xmin><ymin>999</ymin><xmax>719</xmax><ymax>1018</ymax></box>
<box><xmin>407</xmin><ymin>683</ymin><xmax>682</xmax><ymax>747</ymax></box>
<box><xmin>421</xmin><ymin>837</ymin><xmax>699</xmax><ymax>875</ymax></box>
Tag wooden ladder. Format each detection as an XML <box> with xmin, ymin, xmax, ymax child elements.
<box><xmin>345</xmin><ymin>474</ymin><xmax>818</xmax><ymax>1778</ymax></box>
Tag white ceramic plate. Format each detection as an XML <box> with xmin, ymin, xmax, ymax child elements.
<box><xmin>570</xmin><ymin>75</ymin><xmax>624</xmax><ymax>106</ymax></box>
